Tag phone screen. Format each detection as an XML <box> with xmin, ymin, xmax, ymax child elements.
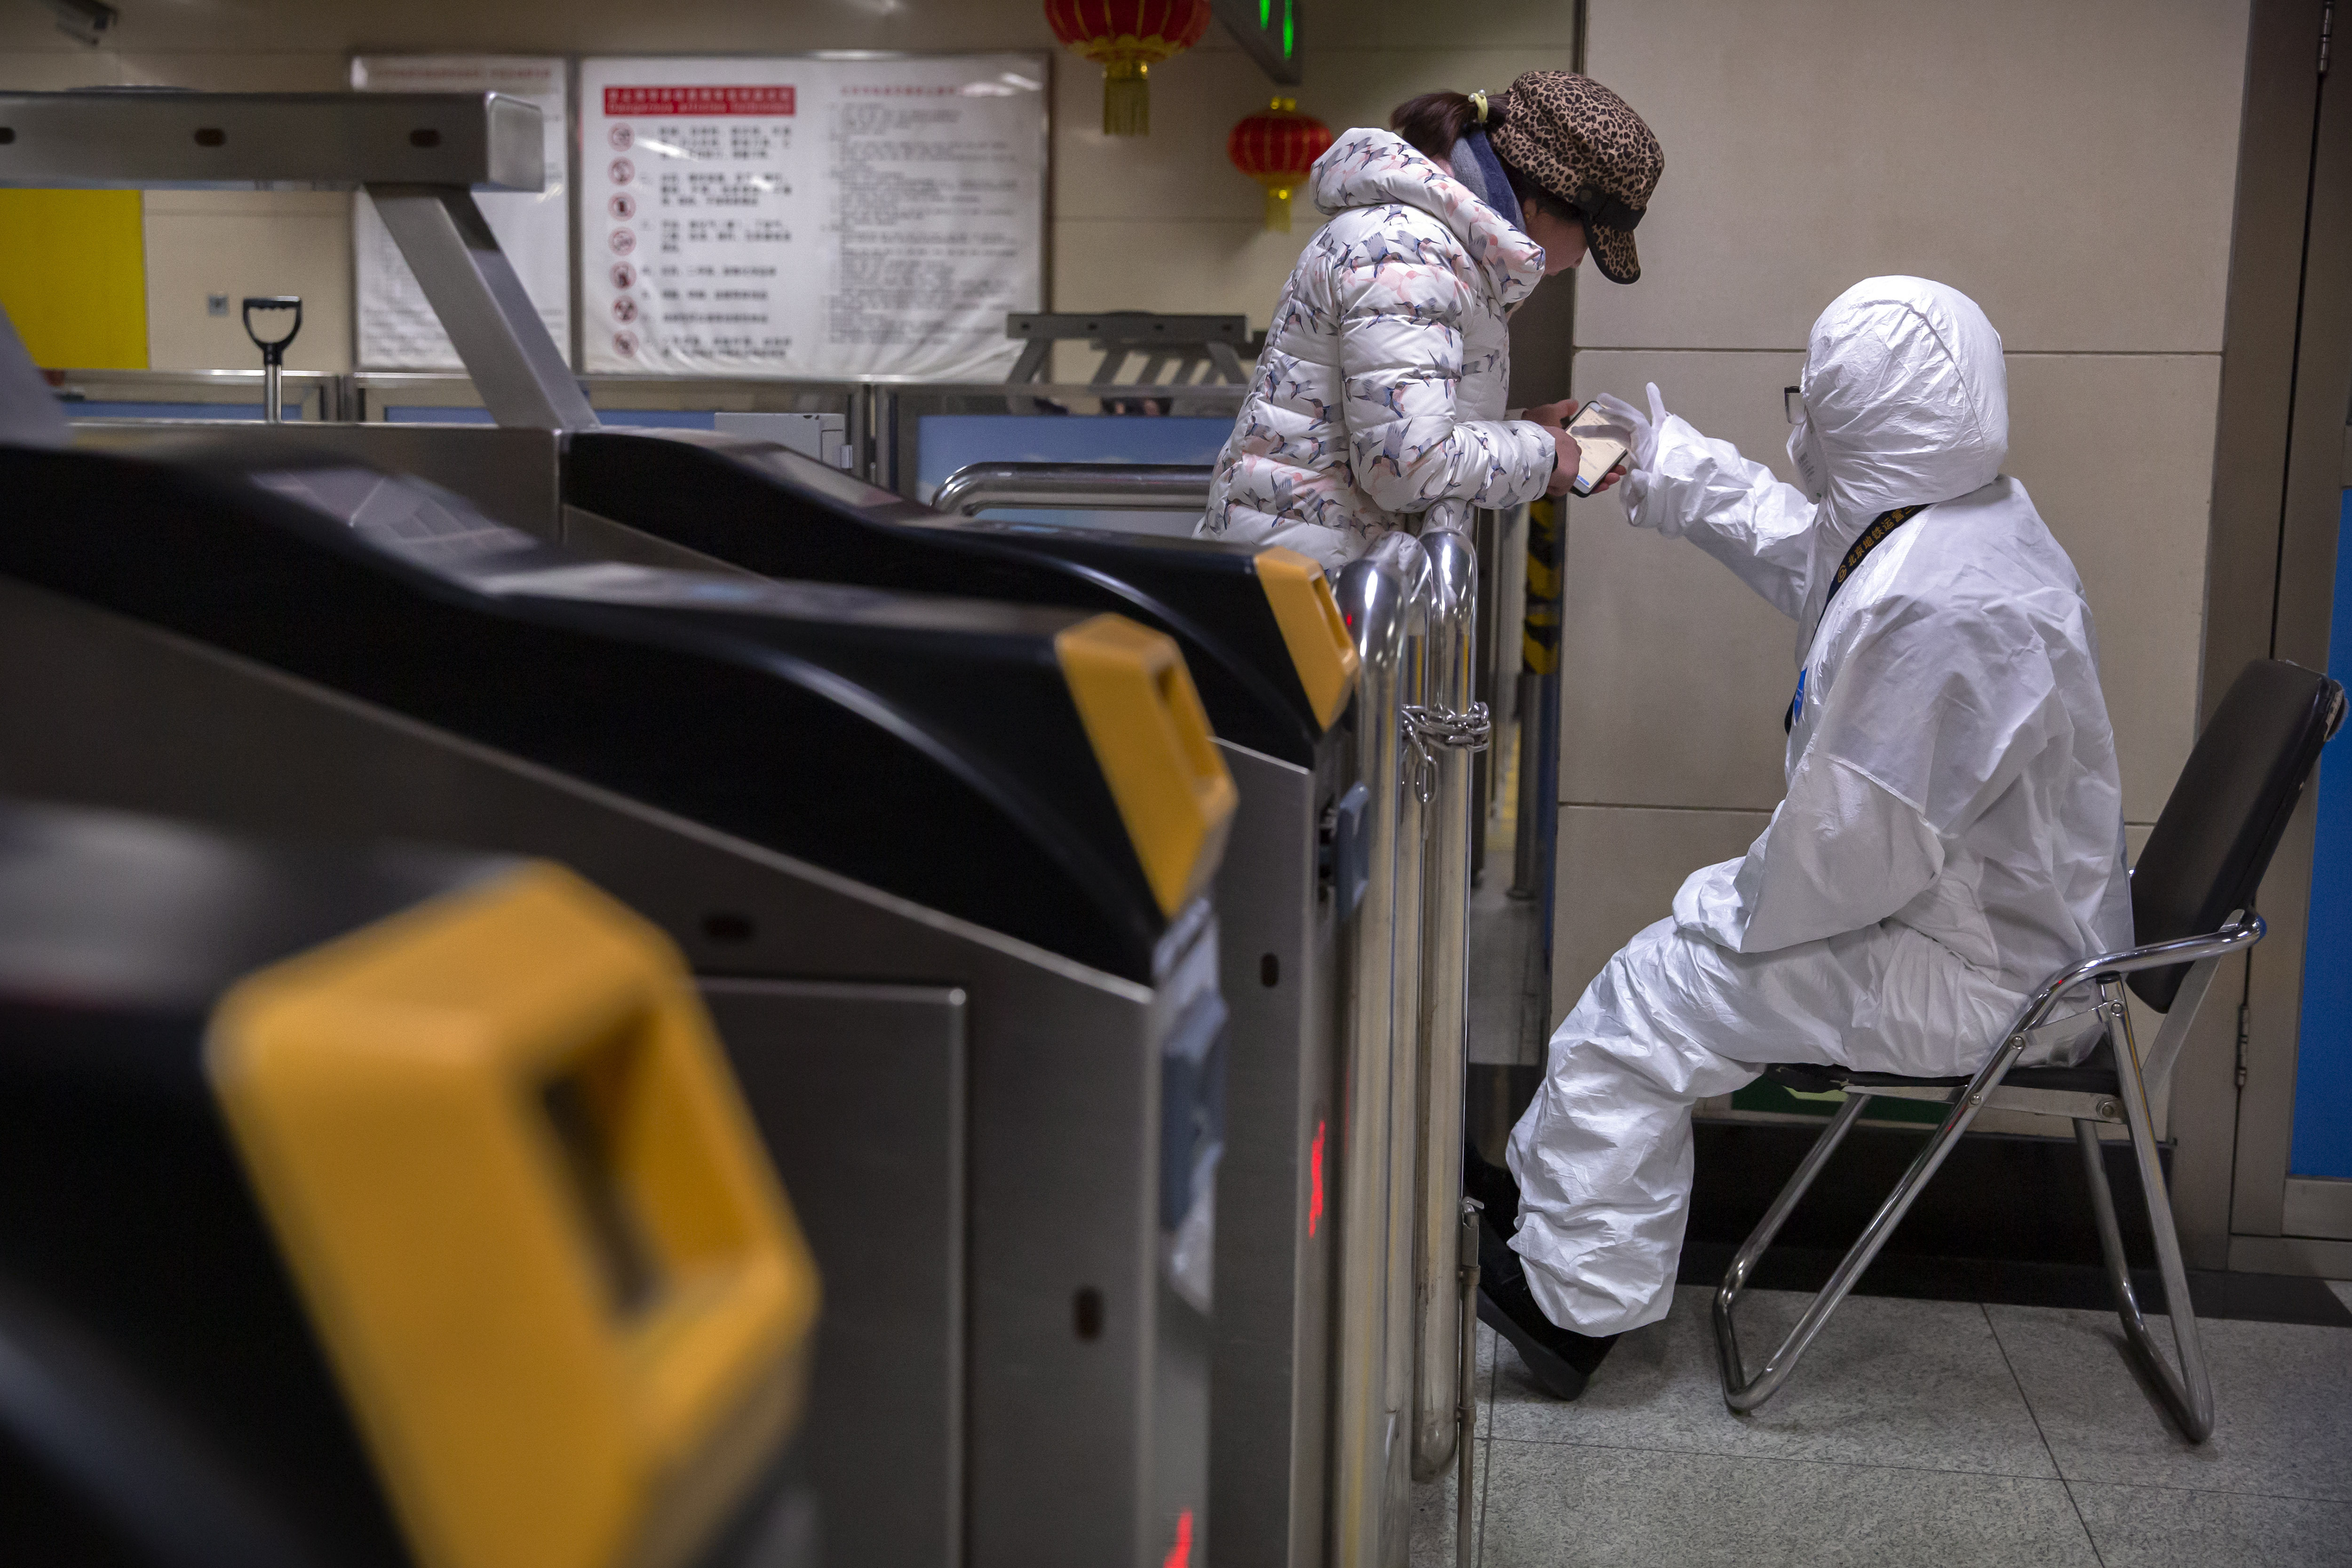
<box><xmin>1565</xmin><ymin>405</ymin><xmax>1633</xmax><ymax>497</ymax></box>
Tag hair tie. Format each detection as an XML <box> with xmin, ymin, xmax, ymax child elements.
<box><xmin>1468</xmin><ymin>88</ymin><xmax>1490</xmax><ymax>127</ymax></box>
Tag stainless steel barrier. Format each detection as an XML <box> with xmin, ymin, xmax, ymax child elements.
<box><xmin>1331</xmin><ymin>534</ymin><xmax>1424</xmax><ymax>1568</ymax></box>
<box><xmin>46</xmin><ymin>367</ymin><xmax>869</xmax><ymax>469</ymax></box>
<box><xmin>49</xmin><ymin>367</ymin><xmax>349</xmax><ymax>422</ymax></box>
<box><xmin>872</xmin><ymin>381</ymin><xmax>1243</xmax><ymax>500</ymax></box>
<box><xmin>932</xmin><ymin>460</ymin><xmax>1214</xmax><ymax>515</ymax></box>
<box><xmin>1330</xmin><ymin>526</ymin><xmax>1486</xmax><ymax>1565</ymax></box>
<box><xmin>1411</xmin><ymin>529</ymin><xmax>1481</xmax><ymax>1483</ymax></box>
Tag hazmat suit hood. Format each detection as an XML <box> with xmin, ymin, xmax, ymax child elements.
<box><xmin>1307</xmin><ymin>128</ymin><xmax>1547</xmax><ymax>313</ymax></box>
<box><xmin>1788</xmin><ymin>276</ymin><xmax>2009</xmax><ymax>546</ymax></box>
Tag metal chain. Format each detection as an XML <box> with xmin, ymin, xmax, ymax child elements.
<box><xmin>1399</xmin><ymin>701</ymin><xmax>1493</xmax><ymax>804</ymax></box>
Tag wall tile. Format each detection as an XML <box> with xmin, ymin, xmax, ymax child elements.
<box><xmin>1560</xmin><ymin>349</ymin><xmax>1807</xmax><ymax>813</ymax></box>
<box><xmin>1053</xmin><ymin>216</ymin><xmax>1310</xmax><ymax>326</ymax></box>
<box><xmin>114</xmin><ymin>52</ymin><xmax>348</xmax><ymax>90</ymax></box>
<box><xmin>0</xmin><ymin>48</ymin><xmax>122</xmax><ymax>88</ymax></box>
<box><xmin>142</xmin><ymin>193</ymin><xmax>353</xmax><ymax>372</ymax></box>
<box><xmin>2003</xmin><ymin>353</ymin><xmax>2216</xmax><ymax>823</ymax></box>
<box><xmin>1550</xmin><ymin>803</ymin><xmax>1770</xmax><ymax>1025</ymax></box>
<box><xmin>1579</xmin><ymin>0</ymin><xmax>2249</xmax><ymax>354</ymax></box>
<box><xmin>1054</xmin><ymin>46</ymin><xmax>1570</xmax><ymax>224</ymax></box>
<box><xmin>1351</xmin><ymin>0</ymin><xmax>1582</xmax><ymax>51</ymax></box>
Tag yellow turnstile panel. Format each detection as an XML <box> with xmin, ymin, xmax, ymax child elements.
<box><xmin>208</xmin><ymin>861</ymin><xmax>818</xmax><ymax>1568</ymax></box>
<box><xmin>1255</xmin><ymin>545</ymin><xmax>1361</xmax><ymax>732</ymax></box>
<box><xmin>1057</xmin><ymin>613</ymin><xmax>1239</xmax><ymax>918</ymax></box>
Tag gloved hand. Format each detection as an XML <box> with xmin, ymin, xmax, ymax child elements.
<box><xmin>1587</xmin><ymin>383</ymin><xmax>1669</xmax><ymax>521</ymax></box>
<box><xmin>1587</xmin><ymin>382</ymin><xmax>1668</xmax><ymax>473</ymax></box>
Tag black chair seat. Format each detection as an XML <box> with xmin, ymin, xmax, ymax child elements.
<box><xmin>1762</xmin><ymin>1040</ymin><xmax>2121</xmax><ymax>1101</ymax></box>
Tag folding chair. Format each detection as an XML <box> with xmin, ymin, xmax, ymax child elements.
<box><xmin>1713</xmin><ymin>660</ymin><xmax>2347</xmax><ymax>1441</ymax></box>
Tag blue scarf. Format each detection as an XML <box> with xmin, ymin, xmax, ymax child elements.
<box><xmin>1448</xmin><ymin>126</ymin><xmax>1524</xmax><ymax>234</ymax></box>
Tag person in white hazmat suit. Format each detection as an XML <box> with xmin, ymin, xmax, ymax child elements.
<box><xmin>1469</xmin><ymin>276</ymin><xmax>2132</xmax><ymax>1400</ymax></box>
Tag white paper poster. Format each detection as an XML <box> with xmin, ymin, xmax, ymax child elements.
<box><xmin>580</xmin><ymin>54</ymin><xmax>1046</xmax><ymax>380</ymax></box>
<box><xmin>352</xmin><ymin>56</ymin><xmax>573</xmax><ymax>371</ymax></box>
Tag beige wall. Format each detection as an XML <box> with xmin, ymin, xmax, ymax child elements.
<box><xmin>0</xmin><ymin>0</ymin><xmax>1581</xmax><ymax>372</ymax></box>
<box><xmin>1549</xmin><ymin>0</ymin><xmax>2253</xmax><ymax>1027</ymax></box>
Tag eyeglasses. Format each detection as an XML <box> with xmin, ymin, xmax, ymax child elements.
<box><xmin>1784</xmin><ymin>385</ymin><xmax>1803</xmax><ymax>424</ymax></box>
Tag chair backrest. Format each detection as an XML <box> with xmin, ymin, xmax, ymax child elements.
<box><xmin>2130</xmin><ymin>659</ymin><xmax>2347</xmax><ymax>1010</ymax></box>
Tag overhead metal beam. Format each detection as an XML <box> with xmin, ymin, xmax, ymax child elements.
<box><xmin>0</xmin><ymin>91</ymin><xmax>542</xmax><ymax>191</ymax></box>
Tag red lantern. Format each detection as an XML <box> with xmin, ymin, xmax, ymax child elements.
<box><xmin>1228</xmin><ymin>97</ymin><xmax>1334</xmax><ymax>232</ymax></box>
<box><xmin>1045</xmin><ymin>0</ymin><xmax>1212</xmax><ymax>136</ymax></box>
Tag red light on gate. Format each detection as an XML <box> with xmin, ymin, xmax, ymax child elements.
<box><xmin>1162</xmin><ymin>1508</ymin><xmax>1194</xmax><ymax>1568</ymax></box>
<box><xmin>1308</xmin><ymin>1119</ymin><xmax>1325</xmax><ymax>1237</ymax></box>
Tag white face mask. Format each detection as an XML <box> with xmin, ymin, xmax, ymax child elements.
<box><xmin>1786</xmin><ymin>400</ymin><xmax>1827</xmax><ymax>503</ymax></box>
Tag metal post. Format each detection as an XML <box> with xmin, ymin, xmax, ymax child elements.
<box><xmin>1455</xmin><ymin>1198</ymin><xmax>1481</xmax><ymax>1568</ymax></box>
<box><xmin>1469</xmin><ymin>508</ymin><xmax>1499</xmax><ymax>875</ymax></box>
<box><xmin>1329</xmin><ymin>541</ymin><xmax>1417</xmax><ymax>1568</ymax></box>
<box><xmin>1509</xmin><ymin>500</ymin><xmax>1560</xmax><ymax>902</ymax></box>
<box><xmin>2100</xmin><ymin>977</ymin><xmax>2216</xmax><ymax>1439</ymax></box>
<box><xmin>1413</xmin><ymin>530</ymin><xmax>1479</xmax><ymax>1482</ymax></box>
<box><xmin>1509</xmin><ymin>669</ymin><xmax>1544</xmax><ymax>899</ymax></box>
<box><xmin>1374</xmin><ymin>533</ymin><xmax>1433</xmax><ymax>1564</ymax></box>
<box><xmin>366</xmin><ymin>184</ymin><xmax>597</xmax><ymax>432</ymax></box>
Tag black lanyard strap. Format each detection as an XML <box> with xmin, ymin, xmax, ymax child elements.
<box><xmin>1784</xmin><ymin>504</ymin><xmax>1927</xmax><ymax>735</ymax></box>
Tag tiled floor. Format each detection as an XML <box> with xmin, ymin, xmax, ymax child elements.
<box><xmin>1414</xmin><ymin>1284</ymin><xmax>2352</xmax><ymax>1567</ymax></box>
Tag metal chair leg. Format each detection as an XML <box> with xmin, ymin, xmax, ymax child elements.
<box><xmin>2079</xmin><ymin>979</ymin><xmax>2215</xmax><ymax>1441</ymax></box>
<box><xmin>1715</xmin><ymin>1031</ymin><xmax>2033</xmax><ymax>1412</ymax></box>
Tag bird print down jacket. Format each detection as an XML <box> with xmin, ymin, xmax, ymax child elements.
<box><xmin>1199</xmin><ymin>127</ymin><xmax>1557</xmax><ymax>570</ymax></box>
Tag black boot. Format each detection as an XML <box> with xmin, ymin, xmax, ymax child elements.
<box><xmin>1462</xmin><ymin>1137</ymin><xmax>1520</xmax><ymax>1235</ymax></box>
<box><xmin>1475</xmin><ymin>1214</ymin><xmax>1616</xmax><ymax>1401</ymax></box>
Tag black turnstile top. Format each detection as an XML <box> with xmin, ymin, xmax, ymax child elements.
<box><xmin>562</xmin><ymin>430</ymin><xmax>1331</xmax><ymax>765</ymax></box>
<box><xmin>0</xmin><ymin>797</ymin><xmax>505</xmax><ymax>1015</ymax></box>
<box><xmin>0</xmin><ymin>445</ymin><xmax>1171</xmax><ymax>981</ymax></box>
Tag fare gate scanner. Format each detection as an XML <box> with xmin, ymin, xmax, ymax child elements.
<box><xmin>0</xmin><ymin>800</ymin><xmax>822</xmax><ymax>1568</ymax></box>
<box><xmin>4</xmin><ymin>88</ymin><xmax>1362</xmax><ymax>1566</ymax></box>
<box><xmin>0</xmin><ymin>426</ymin><xmax>1232</xmax><ymax>1568</ymax></box>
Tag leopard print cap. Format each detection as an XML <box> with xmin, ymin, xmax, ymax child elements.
<box><xmin>1487</xmin><ymin>71</ymin><xmax>1662</xmax><ymax>285</ymax></box>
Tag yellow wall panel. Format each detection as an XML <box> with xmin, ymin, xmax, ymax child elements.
<box><xmin>0</xmin><ymin>189</ymin><xmax>149</xmax><ymax>369</ymax></box>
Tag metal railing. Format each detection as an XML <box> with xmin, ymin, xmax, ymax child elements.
<box><xmin>48</xmin><ymin>367</ymin><xmax>350</xmax><ymax>423</ymax></box>
<box><xmin>930</xmin><ymin>461</ymin><xmax>1215</xmax><ymax>516</ymax></box>
<box><xmin>1332</xmin><ymin>528</ymin><xmax>1486</xmax><ymax>1567</ymax></box>
<box><xmin>1411</xmin><ymin>530</ymin><xmax>1480</xmax><ymax>1484</ymax></box>
<box><xmin>1332</xmin><ymin>533</ymin><xmax>1419</xmax><ymax>1568</ymax></box>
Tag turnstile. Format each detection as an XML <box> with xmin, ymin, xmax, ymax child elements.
<box><xmin>75</xmin><ymin>415</ymin><xmax>1371</xmax><ymax>1568</ymax></box>
<box><xmin>0</xmin><ymin>439</ymin><xmax>1232</xmax><ymax>1568</ymax></box>
<box><xmin>0</xmin><ymin>799</ymin><xmax>821</xmax><ymax>1568</ymax></box>
<box><xmin>558</xmin><ymin>428</ymin><xmax>1366</xmax><ymax>1568</ymax></box>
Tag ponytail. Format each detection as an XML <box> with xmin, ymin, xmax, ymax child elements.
<box><xmin>1389</xmin><ymin>91</ymin><xmax>1480</xmax><ymax>161</ymax></box>
<box><xmin>1392</xmin><ymin>90</ymin><xmax>1582</xmax><ymax>227</ymax></box>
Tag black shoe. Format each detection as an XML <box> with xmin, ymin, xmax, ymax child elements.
<box><xmin>1475</xmin><ymin>1220</ymin><xmax>1616</xmax><ymax>1401</ymax></box>
<box><xmin>1462</xmin><ymin>1137</ymin><xmax>1520</xmax><ymax>1235</ymax></box>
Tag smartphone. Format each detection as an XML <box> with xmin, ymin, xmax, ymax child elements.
<box><xmin>1565</xmin><ymin>403</ymin><xmax>1633</xmax><ymax>497</ymax></box>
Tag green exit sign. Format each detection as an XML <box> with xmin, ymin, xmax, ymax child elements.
<box><xmin>1213</xmin><ymin>0</ymin><xmax>1303</xmax><ymax>85</ymax></box>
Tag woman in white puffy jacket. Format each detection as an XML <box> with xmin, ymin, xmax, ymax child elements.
<box><xmin>1199</xmin><ymin>72</ymin><xmax>1664</xmax><ymax>570</ymax></box>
